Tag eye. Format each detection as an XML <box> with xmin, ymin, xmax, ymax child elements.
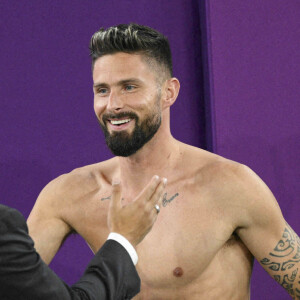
<box><xmin>97</xmin><ymin>88</ymin><xmax>109</xmax><ymax>95</ymax></box>
<box><xmin>124</xmin><ymin>85</ymin><xmax>136</xmax><ymax>91</ymax></box>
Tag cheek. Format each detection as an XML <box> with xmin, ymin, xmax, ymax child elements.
<box><xmin>94</xmin><ymin>98</ymin><xmax>106</xmax><ymax>118</ymax></box>
<box><xmin>140</xmin><ymin>91</ymin><xmax>156</xmax><ymax>104</ymax></box>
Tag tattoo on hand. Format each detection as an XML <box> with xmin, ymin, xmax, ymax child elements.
<box><xmin>260</xmin><ymin>223</ymin><xmax>300</xmax><ymax>299</ymax></box>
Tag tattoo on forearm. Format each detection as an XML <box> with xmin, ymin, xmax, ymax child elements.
<box><xmin>260</xmin><ymin>223</ymin><xmax>300</xmax><ymax>299</ymax></box>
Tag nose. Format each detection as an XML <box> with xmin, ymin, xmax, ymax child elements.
<box><xmin>106</xmin><ymin>90</ymin><xmax>124</xmax><ymax>112</ymax></box>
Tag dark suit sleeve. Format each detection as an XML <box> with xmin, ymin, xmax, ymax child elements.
<box><xmin>0</xmin><ymin>205</ymin><xmax>140</xmax><ymax>300</ymax></box>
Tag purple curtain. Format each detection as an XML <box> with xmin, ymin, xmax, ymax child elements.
<box><xmin>1</xmin><ymin>1</ymin><xmax>299</xmax><ymax>299</ymax></box>
<box><xmin>203</xmin><ymin>1</ymin><xmax>300</xmax><ymax>299</ymax></box>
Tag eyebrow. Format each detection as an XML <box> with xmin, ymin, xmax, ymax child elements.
<box><xmin>93</xmin><ymin>78</ymin><xmax>143</xmax><ymax>89</ymax></box>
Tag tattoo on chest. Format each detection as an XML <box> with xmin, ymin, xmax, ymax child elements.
<box><xmin>100</xmin><ymin>192</ymin><xmax>179</xmax><ymax>208</ymax></box>
<box><xmin>260</xmin><ymin>223</ymin><xmax>300</xmax><ymax>298</ymax></box>
<box><xmin>162</xmin><ymin>192</ymin><xmax>179</xmax><ymax>207</ymax></box>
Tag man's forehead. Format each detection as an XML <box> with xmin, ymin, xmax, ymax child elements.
<box><xmin>93</xmin><ymin>53</ymin><xmax>147</xmax><ymax>73</ymax></box>
<box><xmin>92</xmin><ymin>52</ymin><xmax>156</xmax><ymax>83</ymax></box>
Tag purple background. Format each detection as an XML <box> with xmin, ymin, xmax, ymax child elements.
<box><xmin>205</xmin><ymin>1</ymin><xmax>300</xmax><ymax>299</ymax></box>
<box><xmin>0</xmin><ymin>1</ymin><xmax>299</xmax><ymax>299</ymax></box>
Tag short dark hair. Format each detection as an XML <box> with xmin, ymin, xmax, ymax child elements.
<box><xmin>89</xmin><ymin>23</ymin><xmax>173</xmax><ymax>78</ymax></box>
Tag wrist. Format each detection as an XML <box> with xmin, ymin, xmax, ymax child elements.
<box><xmin>116</xmin><ymin>233</ymin><xmax>137</xmax><ymax>248</ymax></box>
<box><xmin>107</xmin><ymin>232</ymin><xmax>138</xmax><ymax>265</ymax></box>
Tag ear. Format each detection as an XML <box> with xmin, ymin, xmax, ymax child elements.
<box><xmin>162</xmin><ymin>78</ymin><xmax>180</xmax><ymax>109</ymax></box>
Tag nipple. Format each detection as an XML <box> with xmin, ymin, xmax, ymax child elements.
<box><xmin>173</xmin><ymin>267</ymin><xmax>184</xmax><ymax>277</ymax></box>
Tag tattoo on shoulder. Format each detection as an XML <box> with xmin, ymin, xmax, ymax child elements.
<box><xmin>162</xmin><ymin>192</ymin><xmax>179</xmax><ymax>207</ymax></box>
<box><xmin>260</xmin><ymin>223</ymin><xmax>300</xmax><ymax>298</ymax></box>
<box><xmin>101</xmin><ymin>196</ymin><xmax>111</xmax><ymax>201</ymax></box>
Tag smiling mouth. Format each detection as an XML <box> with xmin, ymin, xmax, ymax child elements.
<box><xmin>109</xmin><ymin>118</ymin><xmax>132</xmax><ymax>125</ymax></box>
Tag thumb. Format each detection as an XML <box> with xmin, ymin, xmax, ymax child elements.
<box><xmin>110</xmin><ymin>180</ymin><xmax>122</xmax><ymax>211</ymax></box>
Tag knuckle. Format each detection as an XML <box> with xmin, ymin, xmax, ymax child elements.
<box><xmin>145</xmin><ymin>203</ymin><xmax>154</xmax><ymax>213</ymax></box>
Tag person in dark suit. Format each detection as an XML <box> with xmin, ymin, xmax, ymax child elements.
<box><xmin>0</xmin><ymin>176</ymin><xmax>166</xmax><ymax>300</ymax></box>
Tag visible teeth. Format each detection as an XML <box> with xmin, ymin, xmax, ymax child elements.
<box><xmin>110</xmin><ymin>119</ymin><xmax>131</xmax><ymax>125</ymax></box>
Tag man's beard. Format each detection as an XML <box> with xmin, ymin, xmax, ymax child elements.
<box><xmin>99</xmin><ymin>107</ymin><xmax>161</xmax><ymax>157</ymax></box>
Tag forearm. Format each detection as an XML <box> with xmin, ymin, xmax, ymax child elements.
<box><xmin>260</xmin><ymin>223</ymin><xmax>300</xmax><ymax>299</ymax></box>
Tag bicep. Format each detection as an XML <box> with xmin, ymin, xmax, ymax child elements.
<box><xmin>231</xmin><ymin>164</ymin><xmax>286</xmax><ymax>258</ymax></box>
<box><xmin>27</xmin><ymin>214</ymin><xmax>71</xmax><ymax>265</ymax></box>
<box><xmin>236</xmin><ymin>189</ymin><xmax>286</xmax><ymax>261</ymax></box>
<box><xmin>27</xmin><ymin>182</ymin><xmax>72</xmax><ymax>265</ymax></box>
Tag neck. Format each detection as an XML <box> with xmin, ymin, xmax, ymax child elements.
<box><xmin>117</xmin><ymin>127</ymin><xmax>180</xmax><ymax>193</ymax></box>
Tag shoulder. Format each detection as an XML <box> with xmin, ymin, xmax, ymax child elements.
<box><xmin>42</xmin><ymin>158</ymin><xmax>118</xmax><ymax>198</ymax></box>
<box><xmin>205</xmin><ymin>158</ymin><xmax>274</xmax><ymax>202</ymax></box>
<box><xmin>199</xmin><ymin>151</ymin><xmax>274</xmax><ymax>199</ymax></box>
<box><xmin>180</xmin><ymin>143</ymin><xmax>244</xmax><ymax>183</ymax></box>
<box><xmin>181</xmin><ymin>143</ymin><xmax>262</xmax><ymax>189</ymax></box>
<box><xmin>33</xmin><ymin>158</ymin><xmax>119</xmax><ymax>214</ymax></box>
<box><xmin>181</xmin><ymin>144</ymin><xmax>282</xmax><ymax>228</ymax></box>
<box><xmin>202</xmin><ymin>156</ymin><xmax>281</xmax><ymax>229</ymax></box>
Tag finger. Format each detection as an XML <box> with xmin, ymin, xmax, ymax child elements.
<box><xmin>110</xmin><ymin>180</ymin><xmax>122</xmax><ymax>210</ymax></box>
<box><xmin>157</xmin><ymin>191</ymin><xmax>164</xmax><ymax>207</ymax></box>
<box><xmin>150</xmin><ymin>207</ymin><xmax>159</xmax><ymax>223</ymax></box>
<box><xmin>149</xmin><ymin>177</ymin><xmax>167</xmax><ymax>206</ymax></box>
<box><xmin>136</xmin><ymin>175</ymin><xmax>161</xmax><ymax>203</ymax></box>
<box><xmin>145</xmin><ymin>180</ymin><xmax>166</xmax><ymax>216</ymax></box>
<box><xmin>146</xmin><ymin>199</ymin><xmax>161</xmax><ymax>216</ymax></box>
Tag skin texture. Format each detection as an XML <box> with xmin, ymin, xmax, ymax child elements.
<box><xmin>108</xmin><ymin>176</ymin><xmax>167</xmax><ymax>247</ymax></box>
<box><xmin>28</xmin><ymin>53</ymin><xmax>300</xmax><ymax>299</ymax></box>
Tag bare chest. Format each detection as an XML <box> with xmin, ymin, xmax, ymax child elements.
<box><xmin>67</xmin><ymin>186</ymin><xmax>239</xmax><ymax>288</ymax></box>
<box><xmin>134</xmin><ymin>191</ymin><xmax>233</xmax><ymax>289</ymax></box>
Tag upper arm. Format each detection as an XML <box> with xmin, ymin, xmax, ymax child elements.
<box><xmin>27</xmin><ymin>176</ymin><xmax>73</xmax><ymax>265</ymax></box>
<box><xmin>233</xmin><ymin>165</ymin><xmax>286</xmax><ymax>257</ymax></box>
<box><xmin>232</xmin><ymin>165</ymin><xmax>300</xmax><ymax>297</ymax></box>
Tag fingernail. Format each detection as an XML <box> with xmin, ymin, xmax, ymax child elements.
<box><xmin>163</xmin><ymin>178</ymin><xmax>167</xmax><ymax>186</ymax></box>
<box><xmin>154</xmin><ymin>175</ymin><xmax>159</xmax><ymax>181</ymax></box>
<box><xmin>112</xmin><ymin>179</ymin><xmax>120</xmax><ymax>185</ymax></box>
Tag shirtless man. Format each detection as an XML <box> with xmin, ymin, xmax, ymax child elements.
<box><xmin>28</xmin><ymin>24</ymin><xmax>300</xmax><ymax>299</ymax></box>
